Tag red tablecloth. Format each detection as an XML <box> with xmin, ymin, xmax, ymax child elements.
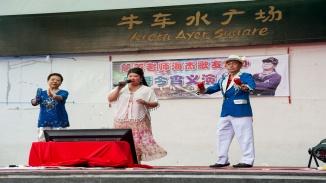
<box><xmin>29</xmin><ymin>141</ymin><xmax>134</xmax><ymax>167</ymax></box>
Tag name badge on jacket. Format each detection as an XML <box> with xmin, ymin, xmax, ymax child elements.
<box><xmin>233</xmin><ymin>99</ymin><xmax>248</xmax><ymax>104</ymax></box>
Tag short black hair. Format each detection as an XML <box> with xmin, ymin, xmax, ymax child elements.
<box><xmin>47</xmin><ymin>73</ymin><xmax>63</xmax><ymax>82</ymax></box>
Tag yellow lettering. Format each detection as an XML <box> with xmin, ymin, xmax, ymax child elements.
<box><xmin>186</xmin><ymin>32</ymin><xmax>195</xmax><ymax>41</ymax></box>
<box><xmin>242</xmin><ymin>29</ymin><xmax>251</xmax><ymax>36</ymax></box>
<box><xmin>259</xmin><ymin>28</ymin><xmax>268</xmax><ymax>36</ymax></box>
<box><xmin>130</xmin><ymin>32</ymin><xmax>172</xmax><ymax>42</ymax></box>
<box><xmin>251</xmin><ymin>28</ymin><xmax>258</xmax><ymax>35</ymax></box>
<box><xmin>176</xmin><ymin>30</ymin><xmax>187</xmax><ymax>39</ymax></box>
<box><xmin>194</xmin><ymin>32</ymin><xmax>201</xmax><ymax>39</ymax></box>
<box><xmin>176</xmin><ymin>30</ymin><xmax>208</xmax><ymax>40</ymax></box>
<box><xmin>214</xmin><ymin>29</ymin><xmax>224</xmax><ymax>38</ymax></box>
<box><xmin>157</xmin><ymin>33</ymin><xmax>163</xmax><ymax>41</ymax></box>
<box><xmin>224</xmin><ymin>30</ymin><xmax>232</xmax><ymax>37</ymax></box>
<box><xmin>163</xmin><ymin>34</ymin><xmax>171</xmax><ymax>40</ymax></box>
<box><xmin>129</xmin><ymin>32</ymin><xmax>141</xmax><ymax>42</ymax></box>
<box><xmin>148</xmin><ymin>34</ymin><xmax>155</xmax><ymax>41</ymax></box>
<box><xmin>154</xmin><ymin>33</ymin><xmax>171</xmax><ymax>41</ymax></box>
<box><xmin>232</xmin><ymin>29</ymin><xmax>241</xmax><ymax>36</ymax></box>
<box><xmin>202</xmin><ymin>32</ymin><xmax>208</xmax><ymax>38</ymax></box>
<box><xmin>214</xmin><ymin>27</ymin><xmax>268</xmax><ymax>39</ymax></box>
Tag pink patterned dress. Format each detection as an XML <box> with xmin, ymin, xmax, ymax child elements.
<box><xmin>111</xmin><ymin>85</ymin><xmax>167</xmax><ymax>162</ymax></box>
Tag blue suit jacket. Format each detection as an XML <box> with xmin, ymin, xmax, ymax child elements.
<box><xmin>206</xmin><ymin>72</ymin><xmax>256</xmax><ymax>117</ymax></box>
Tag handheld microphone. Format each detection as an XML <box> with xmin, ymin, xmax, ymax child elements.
<box><xmin>196</xmin><ymin>82</ymin><xmax>205</xmax><ymax>95</ymax></box>
<box><xmin>233</xmin><ymin>78</ymin><xmax>242</xmax><ymax>85</ymax></box>
<box><xmin>113</xmin><ymin>80</ymin><xmax>131</xmax><ymax>87</ymax></box>
<box><xmin>197</xmin><ymin>82</ymin><xmax>205</xmax><ymax>90</ymax></box>
<box><xmin>35</xmin><ymin>88</ymin><xmax>42</xmax><ymax>103</ymax></box>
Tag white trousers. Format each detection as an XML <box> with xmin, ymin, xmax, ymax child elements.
<box><xmin>216</xmin><ymin>116</ymin><xmax>255</xmax><ymax>165</ymax></box>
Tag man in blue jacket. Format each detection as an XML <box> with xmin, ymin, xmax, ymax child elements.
<box><xmin>198</xmin><ymin>55</ymin><xmax>256</xmax><ymax>168</ymax></box>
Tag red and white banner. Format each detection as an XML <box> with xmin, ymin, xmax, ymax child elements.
<box><xmin>112</xmin><ymin>54</ymin><xmax>289</xmax><ymax>99</ymax></box>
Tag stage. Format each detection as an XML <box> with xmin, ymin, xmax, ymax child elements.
<box><xmin>2</xmin><ymin>141</ymin><xmax>323</xmax><ymax>182</ymax></box>
<box><xmin>1</xmin><ymin>166</ymin><xmax>326</xmax><ymax>183</ymax></box>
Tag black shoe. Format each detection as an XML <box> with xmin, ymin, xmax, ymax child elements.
<box><xmin>233</xmin><ymin>163</ymin><xmax>253</xmax><ymax>168</ymax></box>
<box><xmin>209</xmin><ymin>163</ymin><xmax>230</xmax><ymax>168</ymax></box>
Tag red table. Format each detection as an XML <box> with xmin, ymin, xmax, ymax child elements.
<box><xmin>29</xmin><ymin>141</ymin><xmax>134</xmax><ymax>167</ymax></box>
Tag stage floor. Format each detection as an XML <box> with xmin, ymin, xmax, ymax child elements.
<box><xmin>1</xmin><ymin>165</ymin><xmax>325</xmax><ymax>174</ymax></box>
<box><xmin>1</xmin><ymin>166</ymin><xmax>326</xmax><ymax>183</ymax></box>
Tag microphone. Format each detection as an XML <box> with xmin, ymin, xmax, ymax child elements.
<box><xmin>197</xmin><ymin>82</ymin><xmax>205</xmax><ymax>90</ymax></box>
<box><xmin>196</xmin><ymin>82</ymin><xmax>205</xmax><ymax>95</ymax></box>
<box><xmin>234</xmin><ymin>78</ymin><xmax>242</xmax><ymax>85</ymax></box>
<box><xmin>113</xmin><ymin>80</ymin><xmax>131</xmax><ymax>87</ymax></box>
<box><xmin>35</xmin><ymin>88</ymin><xmax>42</xmax><ymax>103</ymax></box>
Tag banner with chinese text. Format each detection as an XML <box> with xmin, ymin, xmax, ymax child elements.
<box><xmin>112</xmin><ymin>54</ymin><xmax>289</xmax><ymax>99</ymax></box>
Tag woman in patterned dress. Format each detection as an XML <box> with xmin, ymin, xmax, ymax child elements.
<box><xmin>31</xmin><ymin>73</ymin><xmax>69</xmax><ymax>141</ymax></box>
<box><xmin>108</xmin><ymin>68</ymin><xmax>167</xmax><ymax>163</ymax></box>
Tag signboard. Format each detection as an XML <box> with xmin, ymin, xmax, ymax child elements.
<box><xmin>0</xmin><ymin>0</ymin><xmax>325</xmax><ymax>56</ymax></box>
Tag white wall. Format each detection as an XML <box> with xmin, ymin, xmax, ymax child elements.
<box><xmin>0</xmin><ymin>0</ymin><xmax>325</xmax><ymax>167</ymax></box>
<box><xmin>1</xmin><ymin>43</ymin><xmax>326</xmax><ymax>167</ymax></box>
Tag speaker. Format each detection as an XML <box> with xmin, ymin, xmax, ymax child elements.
<box><xmin>44</xmin><ymin>129</ymin><xmax>138</xmax><ymax>164</ymax></box>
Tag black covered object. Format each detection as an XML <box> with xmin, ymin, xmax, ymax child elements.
<box><xmin>44</xmin><ymin>129</ymin><xmax>138</xmax><ymax>164</ymax></box>
<box><xmin>308</xmin><ymin>138</ymin><xmax>326</xmax><ymax>168</ymax></box>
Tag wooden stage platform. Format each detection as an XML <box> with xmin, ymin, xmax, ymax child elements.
<box><xmin>1</xmin><ymin>166</ymin><xmax>326</xmax><ymax>183</ymax></box>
